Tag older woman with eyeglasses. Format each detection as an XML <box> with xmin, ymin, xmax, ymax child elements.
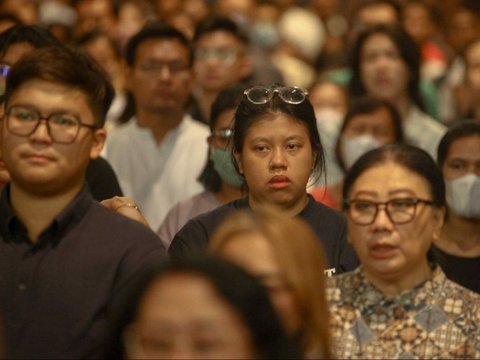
<box><xmin>169</xmin><ymin>84</ymin><xmax>358</xmax><ymax>275</ymax></box>
<box><xmin>327</xmin><ymin>144</ymin><xmax>480</xmax><ymax>359</ymax></box>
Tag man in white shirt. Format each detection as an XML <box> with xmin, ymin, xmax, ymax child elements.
<box><xmin>104</xmin><ymin>23</ymin><xmax>209</xmax><ymax>230</ymax></box>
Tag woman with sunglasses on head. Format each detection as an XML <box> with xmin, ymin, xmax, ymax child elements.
<box><xmin>170</xmin><ymin>84</ymin><xmax>359</xmax><ymax>275</ymax></box>
<box><xmin>328</xmin><ymin>144</ymin><xmax>480</xmax><ymax>359</ymax></box>
<box><xmin>157</xmin><ymin>85</ymin><xmax>245</xmax><ymax>249</ymax></box>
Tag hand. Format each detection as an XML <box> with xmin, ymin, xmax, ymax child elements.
<box><xmin>100</xmin><ymin>196</ymin><xmax>150</xmax><ymax>228</ymax></box>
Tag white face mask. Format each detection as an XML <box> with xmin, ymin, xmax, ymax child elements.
<box><xmin>340</xmin><ymin>134</ymin><xmax>383</xmax><ymax>170</ymax></box>
<box><xmin>445</xmin><ymin>173</ymin><xmax>480</xmax><ymax>219</ymax></box>
<box><xmin>314</xmin><ymin>108</ymin><xmax>344</xmax><ymax>126</ymax></box>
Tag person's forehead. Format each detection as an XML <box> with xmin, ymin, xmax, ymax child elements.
<box><xmin>196</xmin><ymin>30</ymin><xmax>245</xmax><ymax>47</ymax></box>
<box><xmin>135</xmin><ymin>38</ymin><xmax>189</xmax><ymax>59</ymax></box>
<box><xmin>447</xmin><ymin>135</ymin><xmax>480</xmax><ymax>159</ymax></box>
<box><xmin>8</xmin><ymin>79</ymin><xmax>90</xmax><ymax>107</ymax></box>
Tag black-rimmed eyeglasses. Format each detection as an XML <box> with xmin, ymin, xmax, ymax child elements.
<box><xmin>243</xmin><ymin>86</ymin><xmax>308</xmax><ymax>105</ymax></box>
<box><xmin>5</xmin><ymin>105</ymin><xmax>98</xmax><ymax>144</ymax></box>
<box><xmin>343</xmin><ymin>198</ymin><xmax>435</xmax><ymax>225</ymax></box>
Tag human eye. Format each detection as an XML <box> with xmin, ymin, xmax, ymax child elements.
<box><xmin>11</xmin><ymin>107</ymin><xmax>36</xmax><ymax>122</ymax></box>
<box><xmin>51</xmin><ymin>114</ymin><xmax>78</xmax><ymax>127</ymax></box>
<box><xmin>286</xmin><ymin>142</ymin><xmax>301</xmax><ymax>151</ymax></box>
<box><xmin>168</xmin><ymin>61</ymin><xmax>188</xmax><ymax>73</ymax></box>
<box><xmin>194</xmin><ymin>337</ymin><xmax>222</xmax><ymax>354</ymax></box>
<box><xmin>137</xmin><ymin>61</ymin><xmax>154</xmax><ymax>71</ymax></box>
<box><xmin>386</xmin><ymin>49</ymin><xmax>401</xmax><ymax>60</ymax></box>
<box><xmin>389</xmin><ymin>198</ymin><xmax>416</xmax><ymax>211</ymax></box>
<box><xmin>254</xmin><ymin>144</ymin><xmax>269</xmax><ymax>153</ymax></box>
<box><xmin>218</xmin><ymin>48</ymin><xmax>237</xmax><ymax>61</ymax></box>
<box><xmin>361</xmin><ymin>51</ymin><xmax>378</xmax><ymax>63</ymax></box>
<box><xmin>351</xmin><ymin>200</ymin><xmax>375</xmax><ymax>212</ymax></box>
<box><xmin>447</xmin><ymin>160</ymin><xmax>465</xmax><ymax>171</ymax></box>
<box><xmin>142</xmin><ymin>336</ymin><xmax>173</xmax><ymax>354</ymax></box>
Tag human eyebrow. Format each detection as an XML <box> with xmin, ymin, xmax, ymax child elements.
<box><xmin>350</xmin><ymin>190</ymin><xmax>378</xmax><ymax>199</ymax></box>
<box><xmin>387</xmin><ymin>189</ymin><xmax>418</xmax><ymax>197</ymax></box>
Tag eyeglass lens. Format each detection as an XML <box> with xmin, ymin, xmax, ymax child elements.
<box><xmin>7</xmin><ymin>106</ymin><xmax>82</xmax><ymax>144</ymax></box>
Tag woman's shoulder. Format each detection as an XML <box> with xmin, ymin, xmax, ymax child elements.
<box><xmin>303</xmin><ymin>196</ymin><xmax>346</xmax><ymax>225</ymax></box>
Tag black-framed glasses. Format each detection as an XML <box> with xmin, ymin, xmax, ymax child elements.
<box><xmin>244</xmin><ymin>86</ymin><xmax>308</xmax><ymax>105</ymax></box>
<box><xmin>343</xmin><ymin>198</ymin><xmax>435</xmax><ymax>225</ymax></box>
<box><xmin>5</xmin><ymin>105</ymin><xmax>97</xmax><ymax>144</ymax></box>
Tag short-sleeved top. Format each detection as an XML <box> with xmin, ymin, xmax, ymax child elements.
<box><xmin>430</xmin><ymin>244</ymin><xmax>480</xmax><ymax>293</ymax></box>
<box><xmin>327</xmin><ymin>265</ymin><xmax>480</xmax><ymax>359</ymax></box>
<box><xmin>0</xmin><ymin>185</ymin><xmax>166</xmax><ymax>359</ymax></box>
<box><xmin>169</xmin><ymin>196</ymin><xmax>358</xmax><ymax>274</ymax></box>
<box><xmin>157</xmin><ymin>191</ymin><xmax>220</xmax><ymax>250</ymax></box>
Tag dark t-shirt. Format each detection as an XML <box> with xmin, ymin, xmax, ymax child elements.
<box><xmin>86</xmin><ymin>156</ymin><xmax>123</xmax><ymax>201</ymax></box>
<box><xmin>0</xmin><ymin>185</ymin><xmax>166</xmax><ymax>358</ymax></box>
<box><xmin>169</xmin><ymin>196</ymin><xmax>359</xmax><ymax>274</ymax></box>
<box><xmin>430</xmin><ymin>244</ymin><xmax>480</xmax><ymax>293</ymax></box>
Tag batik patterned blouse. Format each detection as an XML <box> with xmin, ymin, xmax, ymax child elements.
<box><xmin>327</xmin><ymin>266</ymin><xmax>480</xmax><ymax>359</ymax></box>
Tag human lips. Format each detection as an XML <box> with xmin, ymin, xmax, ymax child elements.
<box><xmin>22</xmin><ymin>152</ymin><xmax>55</xmax><ymax>164</ymax></box>
<box><xmin>374</xmin><ymin>75</ymin><xmax>392</xmax><ymax>88</ymax></box>
<box><xmin>369</xmin><ymin>242</ymin><xmax>398</xmax><ymax>260</ymax></box>
<box><xmin>268</xmin><ymin>175</ymin><xmax>291</xmax><ymax>189</ymax></box>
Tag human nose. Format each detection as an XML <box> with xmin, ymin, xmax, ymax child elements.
<box><xmin>29</xmin><ymin>118</ymin><xmax>53</xmax><ymax>143</ymax></box>
<box><xmin>371</xmin><ymin>204</ymin><xmax>395</xmax><ymax>230</ymax></box>
<box><xmin>269</xmin><ymin>148</ymin><xmax>287</xmax><ymax>170</ymax></box>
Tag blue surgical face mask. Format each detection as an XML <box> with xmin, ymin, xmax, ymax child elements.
<box><xmin>210</xmin><ymin>147</ymin><xmax>244</xmax><ymax>188</ymax></box>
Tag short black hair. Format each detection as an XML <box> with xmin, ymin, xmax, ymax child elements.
<box><xmin>437</xmin><ymin>120</ymin><xmax>480</xmax><ymax>169</ymax></box>
<box><xmin>76</xmin><ymin>30</ymin><xmax>121</xmax><ymax>59</ymax></box>
<box><xmin>5</xmin><ymin>46</ymin><xmax>114</xmax><ymax>127</ymax></box>
<box><xmin>193</xmin><ymin>15</ymin><xmax>249</xmax><ymax>45</ymax></box>
<box><xmin>0</xmin><ymin>25</ymin><xmax>61</xmax><ymax>58</ymax></box>
<box><xmin>125</xmin><ymin>21</ymin><xmax>193</xmax><ymax>67</ymax></box>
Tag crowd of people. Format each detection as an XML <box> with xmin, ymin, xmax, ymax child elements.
<box><xmin>0</xmin><ymin>0</ymin><xmax>479</xmax><ymax>359</ymax></box>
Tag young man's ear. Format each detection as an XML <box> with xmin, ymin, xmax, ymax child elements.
<box><xmin>90</xmin><ymin>128</ymin><xmax>106</xmax><ymax>160</ymax></box>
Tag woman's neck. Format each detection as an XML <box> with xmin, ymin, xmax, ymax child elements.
<box><xmin>364</xmin><ymin>260</ymin><xmax>432</xmax><ymax>298</ymax></box>
<box><xmin>214</xmin><ymin>181</ymin><xmax>243</xmax><ymax>204</ymax></box>
<box><xmin>392</xmin><ymin>94</ymin><xmax>411</xmax><ymax>121</ymax></box>
<box><xmin>435</xmin><ymin>215</ymin><xmax>480</xmax><ymax>257</ymax></box>
<box><xmin>248</xmin><ymin>192</ymin><xmax>309</xmax><ymax>217</ymax></box>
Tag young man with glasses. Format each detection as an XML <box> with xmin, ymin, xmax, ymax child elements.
<box><xmin>0</xmin><ymin>46</ymin><xmax>166</xmax><ymax>359</ymax></box>
<box><xmin>0</xmin><ymin>24</ymin><xmax>123</xmax><ymax>201</ymax></box>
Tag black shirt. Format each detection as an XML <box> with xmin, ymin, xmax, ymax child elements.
<box><xmin>169</xmin><ymin>196</ymin><xmax>358</xmax><ymax>274</ymax></box>
<box><xmin>430</xmin><ymin>244</ymin><xmax>480</xmax><ymax>293</ymax></box>
<box><xmin>86</xmin><ymin>156</ymin><xmax>123</xmax><ymax>201</ymax></box>
<box><xmin>0</xmin><ymin>185</ymin><xmax>166</xmax><ymax>359</ymax></box>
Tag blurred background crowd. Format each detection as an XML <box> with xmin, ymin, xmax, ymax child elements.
<box><xmin>1</xmin><ymin>0</ymin><xmax>480</xmax><ymax>359</ymax></box>
<box><xmin>1</xmin><ymin>0</ymin><xmax>479</xmax><ymax>126</ymax></box>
